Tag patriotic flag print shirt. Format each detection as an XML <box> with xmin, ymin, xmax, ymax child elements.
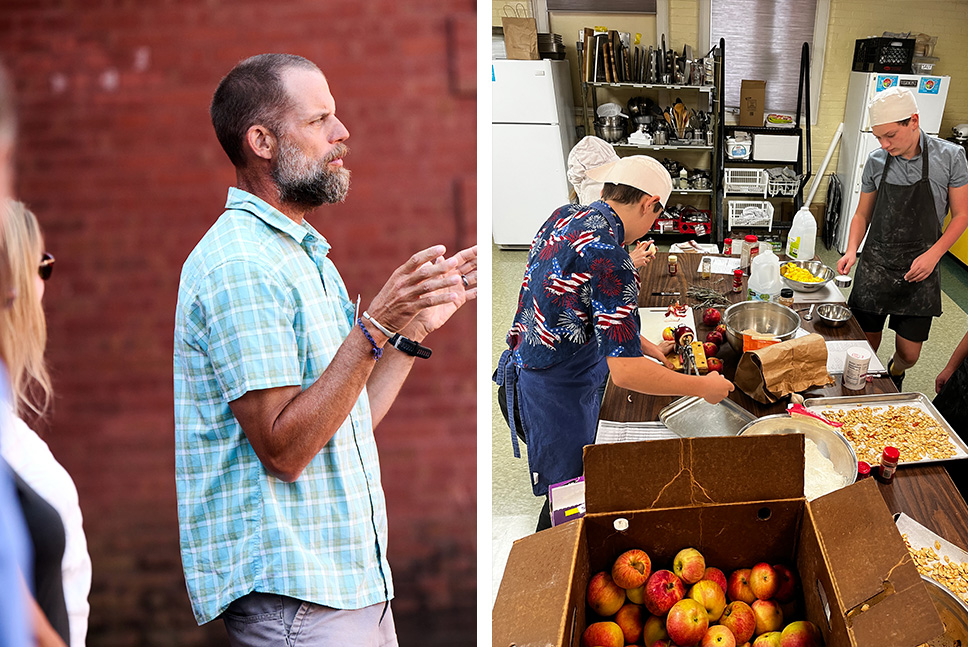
<box><xmin>507</xmin><ymin>200</ymin><xmax>644</xmax><ymax>370</ymax></box>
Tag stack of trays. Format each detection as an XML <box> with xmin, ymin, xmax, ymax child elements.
<box><xmin>538</xmin><ymin>32</ymin><xmax>565</xmax><ymax>60</ymax></box>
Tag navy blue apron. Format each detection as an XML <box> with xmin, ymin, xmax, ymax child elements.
<box><xmin>849</xmin><ymin>138</ymin><xmax>943</xmax><ymax>317</ymax></box>
<box><xmin>494</xmin><ymin>341</ymin><xmax>610</xmax><ymax>497</ymax></box>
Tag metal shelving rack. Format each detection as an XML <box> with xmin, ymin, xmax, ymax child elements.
<box><xmin>719</xmin><ymin>41</ymin><xmax>814</xmax><ymax>241</ymax></box>
<box><xmin>579</xmin><ymin>45</ymin><xmax>724</xmax><ymax>239</ymax></box>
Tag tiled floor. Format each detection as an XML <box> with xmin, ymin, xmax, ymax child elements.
<box><xmin>490</xmin><ymin>239</ymin><xmax>968</xmax><ymax>604</ymax></box>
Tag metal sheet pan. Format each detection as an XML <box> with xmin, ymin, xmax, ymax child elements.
<box><xmin>803</xmin><ymin>392</ymin><xmax>968</xmax><ymax>466</ymax></box>
<box><xmin>658</xmin><ymin>395</ymin><xmax>756</xmax><ymax>438</ymax></box>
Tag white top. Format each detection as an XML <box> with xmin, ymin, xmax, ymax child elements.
<box><xmin>1</xmin><ymin>403</ymin><xmax>90</xmax><ymax>647</ymax></box>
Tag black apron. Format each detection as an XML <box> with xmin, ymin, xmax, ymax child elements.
<box><xmin>848</xmin><ymin>141</ymin><xmax>943</xmax><ymax>317</ymax></box>
<box><xmin>494</xmin><ymin>341</ymin><xmax>609</xmax><ymax>497</ymax></box>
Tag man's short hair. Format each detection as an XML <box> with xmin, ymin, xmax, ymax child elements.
<box><xmin>210</xmin><ymin>53</ymin><xmax>320</xmax><ymax>168</ymax></box>
<box><xmin>600</xmin><ymin>182</ymin><xmax>647</xmax><ymax>205</ymax></box>
<box><xmin>897</xmin><ymin>117</ymin><xmax>911</xmax><ymax>127</ymax></box>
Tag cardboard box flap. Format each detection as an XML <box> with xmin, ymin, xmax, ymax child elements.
<box><xmin>493</xmin><ymin>520</ymin><xmax>583</xmax><ymax>647</ymax></box>
<box><xmin>808</xmin><ymin>478</ymin><xmax>944</xmax><ymax>645</ymax></box>
<box><xmin>583</xmin><ymin>435</ymin><xmax>804</xmax><ymax>514</ymax></box>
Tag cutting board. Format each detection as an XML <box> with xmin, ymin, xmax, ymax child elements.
<box><xmin>640</xmin><ymin>306</ymin><xmax>697</xmax><ymax>345</ymax></box>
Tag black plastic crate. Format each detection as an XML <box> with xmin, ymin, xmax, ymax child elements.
<box><xmin>852</xmin><ymin>37</ymin><xmax>914</xmax><ymax>74</ymax></box>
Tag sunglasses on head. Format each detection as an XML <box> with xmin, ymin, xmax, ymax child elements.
<box><xmin>39</xmin><ymin>252</ymin><xmax>54</xmax><ymax>281</ymax></box>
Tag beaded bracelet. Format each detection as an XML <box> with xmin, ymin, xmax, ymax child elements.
<box><xmin>357</xmin><ymin>318</ymin><xmax>383</xmax><ymax>360</ymax></box>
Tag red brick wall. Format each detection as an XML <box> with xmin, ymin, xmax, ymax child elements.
<box><xmin>0</xmin><ymin>2</ymin><xmax>477</xmax><ymax>645</ymax></box>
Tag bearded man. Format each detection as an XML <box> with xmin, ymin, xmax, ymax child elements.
<box><xmin>173</xmin><ymin>54</ymin><xmax>476</xmax><ymax>647</ymax></box>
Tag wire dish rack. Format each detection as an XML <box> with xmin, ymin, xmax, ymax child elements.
<box><xmin>726</xmin><ymin>200</ymin><xmax>774</xmax><ymax>231</ymax></box>
<box><xmin>766</xmin><ymin>167</ymin><xmax>803</xmax><ymax>197</ymax></box>
<box><xmin>724</xmin><ymin>168</ymin><xmax>768</xmax><ymax>196</ymax></box>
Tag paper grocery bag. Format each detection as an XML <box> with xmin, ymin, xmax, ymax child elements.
<box><xmin>502</xmin><ymin>17</ymin><xmax>539</xmax><ymax>60</ymax></box>
<box><xmin>734</xmin><ymin>333</ymin><xmax>833</xmax><ymax>403</ymax></box>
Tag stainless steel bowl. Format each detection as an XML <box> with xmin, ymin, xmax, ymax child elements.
<box><xmin>738</xmin><ymin>414</ymin><xmax>857</xmax><ymax>499</ymax></box>
<box><xmin>780</xmin><ymin>260</ymin><xmax>835</xmax><ymax>293</ymax></box>
<box><xmin>922</xmin><ymin>575</ymin><xmax>968</xmax><ymax>646</ymax></box>
<box><xmin>594</xmin><ymin>116</ymin><xmax>627</xmax><ymax>143</ymax></box>
<box><xmin>816</xmin><ymin>303</ymin><xmax>852</xmax><ymax>328</ymax></box>
<box><xmin>723</xmin><ymin>301</ymin><xmax>801</xmax><ymax>353</ymax></box>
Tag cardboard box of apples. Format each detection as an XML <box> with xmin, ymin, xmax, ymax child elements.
<box><xmin>493</xmin><ymin>435</ymin><xmax>944</xmax><ymax>646</ymax></box>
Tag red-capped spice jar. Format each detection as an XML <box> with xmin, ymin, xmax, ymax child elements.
<box><xmin>732</xmin><ymin>268</ymin><xmax>743</xmax><ymax>293</ymax></box>
<box><xmin>748</xmin><ymin>235</ymin><xmax>760</xmax><ymax>262</ymax></box>
<box><xmin>875</xmin><ymin>446</ymin><xmax>900</xmax><ymax>484</ymax></box>
<box><xmin>857</xmin><ymin>461</ymin><xmax>872</xmax><ymax>480</ymax></box>
<box><xmin>723</xmin><ymin>237</ymin><xmax>733</xmax><ymax>255</ymax></box>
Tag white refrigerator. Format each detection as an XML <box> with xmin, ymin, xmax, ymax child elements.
<box><xmin>492</xmin><ymin>59</ymin><xmax>576</xmax><ymax>247</ymax></box>
<box><xmin>835</xmin><ymin>71</ymin><xmax>950</xmax><ymax>252</ymax></box>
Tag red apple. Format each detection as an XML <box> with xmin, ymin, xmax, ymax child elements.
<box><xmin>663</xmin><ymin>326</ymin><xmax>676</xmax><ymax>341</ymax></box>
<box><xmin>749</xmin><ymin>563</ymin><xmax>778</xmax><ymax>600</ymax></box>
<box><xmin>613</xmin><ymin>549</ymin><xmax>653</xmax><ymax>589</ymax></box>
<box><xmin>644</xmin><ymin>614</ymin><xmax>670</xmax><ymax>647</ymax></box>
<box><xmin>703</xmin><ymin>341</ymin><xmax>719</xmax><ymax>357</ymax></box>
<box><xmin>716</xmin><ymin>323</ymin><xmax>727</xmax><ymax>335</ymax></box>
<box><xmin>581</xmin><ymin>621</ymin><xmax>624</xmax><ymax>647</ymax></box>
<box><xmin>706</xmin><ymin>357</ymin><xmax>724</xmax><ymax>373</ymax></box>
<box><xmin>615</xmin><ymin>603</ymin><xmax>645</xmax><ymax>644</ymax></box>
<box><xmin>727</xmin><ymin>569</ymin><xmax>756</xmax><ymax>604</ymax></box>
<box><xmin>752</xmin><ymin>632</ymin><xmax>782</xmax><ymax>647</ymax></box>
<box><xmin>702</xmin><ymin>625</ymin><xmax>737</xmax><ymax>647</ymax></box>
<box><xmin>751</xmin><ymin>600</ymin><xmax>783</xmax><ymax>636</ymax></box>
<box><xmin>666</xmin><ymin>598</ymin><xmax>709</xmax><ymax>647</ymax></box>
<box><xmin>772</xmin><ymin>565</ymin><xmax>797</xmax><ymax>603</ymax></box>
<box><xmin>627</xmin><ymin>584</ymin><xmax>646</xmax><ymax>605</ymax></box>
<box><xmin>705</xmin><ymin>330</ymin><xmax>725</xmax><ymax>346</ymax></box>
<box><xmin>644</xmin><ymin>570</ymin><xmax>686</xmax><ymax>616</ymax></box>
<box><xmin>674</xmin><ymin>325</ymin><xmax>695</xmax><ymax>345</ymax></box>
<box><xmin>587</xmin><ymin>571</ymin><xmax>627</xmax><ymax>617</ymax></box>
<box><xmin>673</xmin><ymin>547</ymin><xmax>706</xmax><ymax>585</ymax></box>
<box><xmin>779</xmin><ymin>621</ymin><xmax>822</xmax><ymax>647</ymax></box>
<box><xmin>720</xmin><ymin>601</ymin><xmax>756</xmax><ymax>644</ymax></box>
<box><xmin>702</xmin><ymin>567</ymin><xmax>728</xmax><ymax>595</ymax></box>
<box><xmin>688</xmin><ymin>580</ymin><xmax>726</xmax><ymax>622</ymax></box>
<box><xmin>702</xmin><ymin>308</ymin><xmax>722</xmax><ymax>326</ymax></box>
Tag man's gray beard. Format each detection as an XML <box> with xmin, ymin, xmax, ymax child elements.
<box><xmin>271</xmin><ymin>138</ymin><xmax>350</xmax><ymax>208</ymax></box>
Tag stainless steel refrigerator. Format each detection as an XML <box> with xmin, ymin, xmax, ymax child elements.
<box><xmin>492</xmin><ymin>59</ymin><xmax>576</xmax><ymax>248</ymax></box>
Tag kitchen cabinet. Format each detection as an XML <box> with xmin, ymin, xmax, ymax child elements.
<box><xmin>579</xmin><ymin>42</ymin><xmax>723</xmax><ymax>239</ymax></box>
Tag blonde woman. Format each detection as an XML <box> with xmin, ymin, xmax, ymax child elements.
<box><xmin>0</xmin><ymin>201</ymin><xmax>91</xmax><ymax>647</ymax></box>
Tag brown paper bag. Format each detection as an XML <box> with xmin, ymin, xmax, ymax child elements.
<box><xmin>734</xmin><ymin>333</ymin><xmax>834</xmax><ymax>404</ymax></box>
<box><xmin>502</xmin><ymin>17</ymin><xmax>539</xmax><ymax>60</ymax></box>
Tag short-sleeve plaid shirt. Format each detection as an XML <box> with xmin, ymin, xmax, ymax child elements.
<box><xmin>174</xmin><ymin>188</ymin><xmax>392</xmax><ymax>625</ymax></box>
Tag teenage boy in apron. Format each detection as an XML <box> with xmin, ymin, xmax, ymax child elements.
<box><xmin>837</xmin><ymin>87</ymin><xmax>968</xmax><ymax>389</ymax></box>
<box><xmin>494</xmin><ymin>156</ymin><xmax>734</xmax><ymax>532</ymax></box>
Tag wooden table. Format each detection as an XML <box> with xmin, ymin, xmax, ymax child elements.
<box><xmin>599</xmin><ymin>252</ymin><xmax>968</xmax><ymax>547</ymax></box>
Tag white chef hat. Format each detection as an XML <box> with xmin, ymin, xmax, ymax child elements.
<box><xmin>586</xmin><ymin>155</ymin><xmax>673</xmax><ymax>207</ymax></box>
<box><xmin>567</xmin><ymin>136</ymin><xmax>620</xmax><ymax>205</ymax></box>
<box><xmin>868</xmin><ymin>86</ymin><xmax>919</xmax><ymax>127</ymax></box>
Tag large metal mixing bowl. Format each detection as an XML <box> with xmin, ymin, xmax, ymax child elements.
<box><xmin>738</xmin><ymin>414</ymin><xmax>857</xmax><ymax>500</ymax></box>
<box><xmin>723</xmin><ymin>301</ymin><xmax>801</xmax><ymax>353</ymax></box>
<box><xmin>780</xmin><ymin>260</ymin><xmax>835</xmax><ymax>293</ymax></box>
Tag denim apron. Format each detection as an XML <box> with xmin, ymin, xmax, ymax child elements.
<box><xmin>848</xmin><ymin>141</ymin><xmax>943</xmax><ymax>317</ymax></box>
<box><xmin>494</xmin><ymin>341</ymin><xmax>610</xmax><ymax>497</ymax></box>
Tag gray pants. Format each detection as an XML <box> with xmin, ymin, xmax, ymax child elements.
<box><xmin>222</xmin><ymin>592</ymin><xmax>398</xmax><ymax>647</ymax></box>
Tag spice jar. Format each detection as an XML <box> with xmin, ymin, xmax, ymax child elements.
<box><xmin>723</xmin><ymin>237</ymin><xmax>733</xmax><ymax>255</ymax></box>
<box><xmin>749</xmin><ymin>235</ymin><xmax>760</xmax><ymax>262</ymax></box>
<box><xmin>875</xmin><ymin>446</ymin><xmax>900</xmax><ymax>484</ymax></box>
<box><xmin>740</xmin><ymin>234</ymin><xmax>758</xmax><ymax>271</ymax></box>
<box><xmin>857</xmin><ymin>461</ymin><xmax>871</xmax><ymax>480</ymax></box>
<box><xmin>732</xmin><ymin>268</ymin><xmax>743</xmax><ymax>293</ymax></box>
<box><xmin>700</xmin><ymin>256</ymin><xmax>711</xmax><ymax>279</ymax></box>
<box><xmin>778</xmin><ymin>288</ymin><xmax>794</xmax><ymax>308</ymax></box>
<box><xmin>668</xmin><ymin>254</ymin><xmax>678</xmax><ymax>276</ymax></box>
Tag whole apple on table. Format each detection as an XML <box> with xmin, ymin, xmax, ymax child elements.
<box><xmin>580</xmin><ymin>547</ymin><xmax>824</xmax><ymax>647</ymax></box>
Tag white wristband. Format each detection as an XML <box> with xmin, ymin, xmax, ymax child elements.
<box><xmin>362</xmin><ymin>311</ymin><xmax>396</xmax><ymax>338</ymax></box>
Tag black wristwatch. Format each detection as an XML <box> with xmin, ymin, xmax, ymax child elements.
<box><xmin>388</xmin><ymin>333</ymin><xmax>432</xmax><ymax>359</ymax></box>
